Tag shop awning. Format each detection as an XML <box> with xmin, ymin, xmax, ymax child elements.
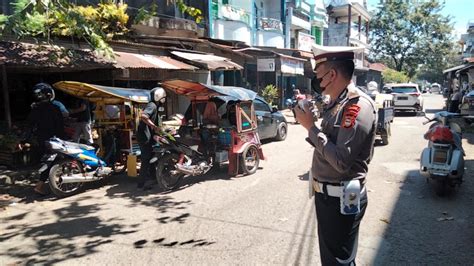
<box><xmin>114</xmin><ymin>52</ymin><xmax>197</xmax><ymax>70</ymax></box>
<box><xmin>443</xmin><ymin>64</ymin><xmax>468</xmax><ymax>74</ymax></box>
<box><xmin>171</xmin><ymin>51</ymin><xmax>243</xmax><ymax>71</ymax></box>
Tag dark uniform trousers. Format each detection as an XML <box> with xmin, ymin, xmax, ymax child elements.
<box><xmin>138</xmin><ymin>142</ymin><xmax>154</xmax><ymax>184</ymax></box>
<box><xmin>315</xmin><ymin>189</ymin><xmax>368</xmax><ymax>266</ymax></box>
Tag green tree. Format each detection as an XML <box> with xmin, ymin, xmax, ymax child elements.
<box><xmin>0</xmin><ymin>0</ymin><xmax>202</xmax><ymax>57</ymax></box>
<box><xmin>261</xmin><ymin>84</ymin><xmax>279</xmax><ymax>106</ymax></box>
<box><xmin>370</xmin><ymin>0</ymin><xmax>454</xmax><ymax>79</ymax></box>
<box><xmin>382</xmin><ymin>68</ymin><xmax>409</xmax><ymax>83</ymax></box>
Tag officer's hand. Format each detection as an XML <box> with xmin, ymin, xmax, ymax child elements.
<box><xmin>294</xmin><ymin>101</ymin><xmax>315</xmax><ymax>131</ymax></box>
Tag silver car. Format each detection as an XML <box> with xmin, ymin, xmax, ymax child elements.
<box><xmin>383</xmin><ymin>83</ymin><xmax>424</xmax><ymax>113</ymax></box>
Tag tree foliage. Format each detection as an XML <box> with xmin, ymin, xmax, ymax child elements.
<box><xmin>382</xmin><ymin>68</ymin><xmax>409</xmax><ymax>83</ymax></box>
<box><xmin>0</xmin><ymin>0</ymin><xmax>203</xmax><ymax>57</ymax></box>
<box><xmin>370</xmin><ymin>0</ymin><xmax>455</xmax><ymax>80</ymax></box>
<box><xmin>261</xmin><ymin>84</ymin><xmax>279</xmax><ymax>106</ymax></box>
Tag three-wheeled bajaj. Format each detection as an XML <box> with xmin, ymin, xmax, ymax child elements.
<box><xmin>40</xmin><ymin>81</ymin><xmax>150</xmax><ymax>197</ymax></box>
<box><xmin>150</xmin><ymin>79</ymin><xmax>265</xmax><ymax>191</ymax></box>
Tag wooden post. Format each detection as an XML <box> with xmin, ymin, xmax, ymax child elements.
<box><xmin>358</xmin><ymin>16</ymin><xmax>361</xmax><ymax>40</ymax></box>
<box><xmin>1</xmin><ymin>64</ymin><xmax>11</xmax><ymax>129</ymax></box>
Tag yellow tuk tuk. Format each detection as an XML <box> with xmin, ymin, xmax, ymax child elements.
<box><xmin>53</xmin><ymin>81</ymin><xmax>150</xmax><ymax>176</ymax></box>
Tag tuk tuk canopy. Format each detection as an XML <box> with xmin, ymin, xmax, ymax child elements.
<box><xmin>160</xmin><ymin>79</ymin><xmax>256</xmax><ymax>101</ymax></box>
<box><xmin>53</xmin><ymin>81</ymin><xmax>150</xmax><ymax>104</ymax></box>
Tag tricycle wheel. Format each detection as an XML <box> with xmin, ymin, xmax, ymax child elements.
<box><xmin>156</xmin><ymin>153</ymin><xmax>184</xmax><ymax>191</ymax></box>
<box><xmin>240</xmin><ymin>145</ymin><xmax>260</xmax><ymax>175</ymax></box>
<box><xmin>381</xmin><ymin>123</ymin><xmax>390</xmax><ymax>145</ymax></box>
<box><xmin>434</xmin><ymin>179</ymin><xmax>447</xmax><ymax>197</ymax></box>
<box><xmin>48</xmin><ymin>159</ymin><xmax>84</xmax><ymax>198</ymax></box>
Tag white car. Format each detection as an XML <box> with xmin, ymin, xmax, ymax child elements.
<box><xmin>382</xmin><ymin>83</ymin><xmax>424</xmax><ymax>113</ymax></box>
<box><xmin>431</xmin><ymin>83</ymin><xmax>441</xmax><ymax>94</ymax></box>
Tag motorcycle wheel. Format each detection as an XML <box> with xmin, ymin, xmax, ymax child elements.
<box><xmin>434</xmin><ymin>179</ymin><xmax>447</xmax><ymax>197</ymax></box>
<box><xmin>240</xmin><ymin>145</ymin><xmax>260</xmax><ymax>175</ymax></box>
<box><xmin>156</xmin><ymin>153</ymin><xmax>184</xmax><ymax>191</ymax></box>
<box><xmin>112</xmin><ymin>152</ymin><xmax>128</xmax><ymax>174</ymax></box>
<box><xmin>48</xmin><ymin>159</ymin><xmax>84</xmax><ymax>198</ymax></box>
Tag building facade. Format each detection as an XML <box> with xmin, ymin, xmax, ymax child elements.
<box><xmin>460</xmin><ymin>20</ymin><xmax>474</xmax><ymax>60</ymax></box>
<box><xmin>324</xmin><ymin>0</ymin><xmax>371</xmax><ymax>86</ymax></box>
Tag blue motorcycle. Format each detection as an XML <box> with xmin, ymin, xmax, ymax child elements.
<box><xmin>38</xmin><ymin>137</ymin><xmax>117</xmax><ymax>197</ymax></box>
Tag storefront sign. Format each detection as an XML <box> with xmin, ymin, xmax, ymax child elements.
<box><xmin>297</xmin><ymin>32</ymin><xmax>315</xmax><ymax>52</ymax></box>
<box><xmin>281</xmin><ymin>58</ymin><xmax>304</xmax><ymax>75</ymax></box>
<box><xmin>257</xmin><ymin>58</ymin><xmax>275</xmax><ymax>72</ymax></box>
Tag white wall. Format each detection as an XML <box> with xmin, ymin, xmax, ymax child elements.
<box><xmin>257</xmin><ymin>31</ymin><xmax>284</xmax><ymax>48</ymax></box>
<box><xmin>214</xmin><ymin>20</ymin><xmax>252</xmax><ymax>45</ymax></box>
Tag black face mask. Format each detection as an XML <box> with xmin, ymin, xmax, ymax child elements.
<box><xmin>311</xmin><ymin>71</ymin><xmax>331</xmax><ymax>94</ymax></box>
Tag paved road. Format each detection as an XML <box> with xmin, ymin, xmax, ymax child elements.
<box><xmin>1</xmin><ymin>94</ymin><xmax>473</xmax><ymax>265</ymax></box>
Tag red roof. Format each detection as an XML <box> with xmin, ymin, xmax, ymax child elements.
<box><xmin>464</xmin><ymin>57</ymin><xmax>474</xmax><ymax>63</ymax></box>
<box><xmin>369</xmin><ymin>63</ymin><xmax>388</xmax><ymax>72</ymax></box>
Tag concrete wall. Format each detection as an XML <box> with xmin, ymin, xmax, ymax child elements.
<box><xmin>214</xmin><ymin>20</ymin><xmax>252</xmax><ymax>45</ymax></box>
<box><xmin>257</xmin><ymin>31</ymin><xmax>285</xmax><ymax>48</ymax></box>
<box><xmin>327</xmin><ymin>23</ymin><xmax>348</xmax><ymax>46</ymax></box>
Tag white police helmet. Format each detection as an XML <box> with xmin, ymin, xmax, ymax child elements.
<box><xmin>150</xmin><ymin>87</ymin><xmax>166</xmax><ymax>103</ymax></box>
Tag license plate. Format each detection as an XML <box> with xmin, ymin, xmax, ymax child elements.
<box><xmin>433</xmin><ymin>150</ymin><xmax>448</xmax><ymax>163</ymax></box>
<box><xmin>397</xmin><ymin>96</ymin><xmax>408</xmax><ymax>100</ymax></box>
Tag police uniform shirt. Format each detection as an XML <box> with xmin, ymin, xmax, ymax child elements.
<box><xmin>308</xmin><ymin>83</ymin><xmax>377</xmax><ymax>183</ymax></box>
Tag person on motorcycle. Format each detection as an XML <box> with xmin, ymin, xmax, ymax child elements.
<box><xmin>28</xmin><ymin>83</ymin><xmax>65</xmax><ymax>195</ymax></box>
<box><xmin>136</xmin><ymin>87</ymin><xmax>167</xmax><ymax>190</ymax></box>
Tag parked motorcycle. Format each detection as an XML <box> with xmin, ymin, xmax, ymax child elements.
<box><xmin>150</xmin><ymin>126</ymin><xmax>217</xmax><ymax>191</ymax></box>
<box><xmin>38</xmin><ymin>135</ymin><xmax>122</xmax><ymax>197</ymax></box>
<box><xmin>419</xmin><ymin>111</ymin><xmax>465</xmax><ymax>196</ymax></box>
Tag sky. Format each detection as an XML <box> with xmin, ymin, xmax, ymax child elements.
<box><xmin>365</xmin><ymin>0</ymin><xmax>473</xmax><ymax>38</ymax></box>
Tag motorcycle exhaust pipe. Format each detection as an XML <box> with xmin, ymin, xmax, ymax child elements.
<box><xmin>60</xmin><ymin>173</ymin><xmax>100</xmax><ymax>184</ymax></box>
<box><xmin>175</xmin><ymin>164</ymin><xmax>201</xmax><ymax>176</ymax></box>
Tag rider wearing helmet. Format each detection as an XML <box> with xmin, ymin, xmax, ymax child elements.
<box><xmin>29</xmin><ymin>83</ymin><xmax>65</xmax><ymax>195</ymax></box>
<box><xmin>136</xmin><ymin>87</ymin><xmax>167</xmax><ymax>189</ymax></box>
<box><xmin>32</xmin><ymin>83</ymin><xmax>69</xmax><ymax>117</ymax></box>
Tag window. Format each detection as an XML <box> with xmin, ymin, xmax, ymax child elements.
<box><xmin>254</xmin><ymin>99</ymin><xmax>270</xmax><ymax>112</ymax></box>
<box><xmin>392</xmin><ymin>87</ymin><xmax>418</xmax><ymax>93</ymax></box>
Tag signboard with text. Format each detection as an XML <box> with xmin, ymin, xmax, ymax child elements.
<box><xmin>257</xmin><ymin>58</ymin><xmax>276</xmax><ymax>72</ymax></box>
<box><xmin>297</xmin><ymin>32</ymin><xmax>315</xmax><ymax>52</ymax></box>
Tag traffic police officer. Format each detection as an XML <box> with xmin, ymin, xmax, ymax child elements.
<box><xmin>295</xmin><ymin>44</ymin><xmax>377</xmax><ymax>265</ymax></box>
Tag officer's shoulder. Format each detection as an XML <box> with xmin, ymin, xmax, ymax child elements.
<box><xmin>347</xmin><ymin>86</ymin><xmax>375</xmax><ymax>109</ymax></box>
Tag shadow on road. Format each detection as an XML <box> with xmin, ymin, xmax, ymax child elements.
<box><xmin>0</xmin><ymin>200</ymin><xmax>137</xmax><ymax>264</ymax></box>
<box><xmin>371</xmin><ymin>158</ymin><xmax>474</xmax><ymax>264</ymax></box>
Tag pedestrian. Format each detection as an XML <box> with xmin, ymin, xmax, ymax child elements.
<box><xmin>69</xmin><ymin>98</ymin><xmax>93</xmax><ymax>144</ymax></box>
<box><xmin>136</xmin><ymin>87</ymin><xmax>167</xmax><ymax>189</ymax></box>
<box><xmin>294</xmin><ymin>44</ymin><xmax>377</xmax><ymax>265</ymax></box>
<box><xmin>449</xmin><ymin>87</ymin><xmax>462</xmax><ymax>113</ymax></box>
<box><xmin>28</xmin><ymin>83</ymin><xmax>65</xmax><ymax>195</ymax></box>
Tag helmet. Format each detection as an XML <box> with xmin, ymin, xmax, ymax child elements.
<box><xmin>33</xmin><ymin>83</ymin><xmax>55</xmax><ymax>102</ymax></box>
<box><xmin>150</xmin><ymin>87</ymin><xmax>166</xmax><ymax>103</ymax></box>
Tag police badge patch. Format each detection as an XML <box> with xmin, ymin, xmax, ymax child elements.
<box><xmin>342</xmin><ymin>104</ymin><xmax>361</xmax><ymax>128</ymax></box>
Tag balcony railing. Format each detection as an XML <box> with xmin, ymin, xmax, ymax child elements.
<box><xmin>259</xmin><ymin>17</ymin><xmax>283</xmax><ymax>32</ymax></box>
<box><xmin>219</xmin><ymin>4</ymin><xmax>251</xmax><ymax>26</ymax></box>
